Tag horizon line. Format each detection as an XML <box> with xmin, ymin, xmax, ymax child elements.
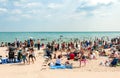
<box><xmin>0</xmin><ymin>31</ymin><xmax>120</xmax><ymax>33</ymax></box>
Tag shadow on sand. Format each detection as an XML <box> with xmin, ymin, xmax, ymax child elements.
<box><xmin>9</xmin><ymin>63</ymin><xmax>27</xmax><ymax>66</ymax></box>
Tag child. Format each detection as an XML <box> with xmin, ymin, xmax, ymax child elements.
<box><xmin>22</xmin><ymin>51</ymin><xmax>28</xmax><ymax>64</ymax></box>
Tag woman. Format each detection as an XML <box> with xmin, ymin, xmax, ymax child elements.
<box><xmin>28</xmin><ymin>48</ymin><xmax>34</xmax><ymax>64</ymax></box>
<box><xmin>55</xmin><ymin>55</ymin><xmax>61</xmax><ymax>66</ymax></box>
<box><xmin>79</xmin><ymin>52</ymin><xmax>86</xmax><ymax>67</ymax></box>
<box><xmin>31</xmin><ymin>48</ymin><xmax>36</xmax><ymax>61</ymax></box>
<box><xmin>22</xmin><ymin>51</ymin><xmax>28</xmax><ymax>64</ymax></box>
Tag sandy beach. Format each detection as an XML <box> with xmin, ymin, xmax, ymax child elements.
<box><xmin>0</xmin><ymin>47</ymin><xmax>120</xmax><ymax>78</ymax></box>
<box><xmin>0</xmin><ymin>0</ymin><xmax>120</xmax><ymax>77</ymax></box>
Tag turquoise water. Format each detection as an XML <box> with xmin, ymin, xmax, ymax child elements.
<box><xmin>0</xmin><ymin>32</ymin><xmax>120</xmax><ymax>43</ymax></box>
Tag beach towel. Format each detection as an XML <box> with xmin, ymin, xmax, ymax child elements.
<box><xmin>50</xmin><ymin>65</ymin><xmax>66</xmax><ymax>69</ymax></box>
<box><xmin>1</xmin><ymin>58</ymin><xmax>8</xmax><ymax>64</ymax></box>
<box><xmin>1</xmin><ymin>57</ymin><xmax>21</xmax><ymax>64</ymax></box>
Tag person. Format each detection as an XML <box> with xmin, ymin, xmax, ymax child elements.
<box><xmin>0</xmin><ymin>55</ymin><xmax>2</xmax><ymax>64</ymax></box>
<box><xmin>16</xmin><ymin>39</ymin><xmax>20</xmax><ymax>48</ymax></box>
<box><xmin>41</xmin><ymin>43</ymin><xmax>44</xmax><ymax>48</ymax></box>
<box><xmin>24</xmin><ymin>40</ymin><xmax>27</xmax><ymax>48</ymax></box>
<box><xmin>22</xmin><ymin>51</ymin><xmax>28</xmax><ymax>64</ymax></box>
<box><xmin>55</xmin><ymin>55</ymin><xmax>61</xmax><ymax>66</ymax></box>
<box><xmin>28</xmin><ymin>48</ymin><xmax>34</xmax><ymax>64</ymax></box>
<box><xmin>17</xmin><ymin>48</ymin><xmax>22</xmax><ymax>62</ymax></box>
<box><xmin>8</xmin><ymin>43</ymin><xmax>16</xmax><ymax>63</ymax></box>
<box><xmin>79</xmin><ymin>53</ymin><xmax>86</xmax><ymax>67</ymax></box>
<box><xmin>30</xmin><ymin>39</ymin><xmax>34</xmax><ymax>47</ymax></box>
<box><xmin>69</xmin><ymin>52</ymin><xmax>75</xmax><ymax>60</ymax></box>
<box><xmin>27</xmin><ymin>39</ymin><xmax>30</xmax><ymax>48</ymax></box>
<box><xmin>110</xmin><ymin>54</ymin><xmax>119</xmax><ymax>67</ymax></box>
<box><xmin>53</xmin><ymin>53</ymin><xmax>56</xmax><ymax>59</ymax></box>
<box><xmin>37</xmin><ymin>39</ymin><xmax>40</xmax><ymax>50</ymax></box>
<box><xmin>65</xmin><ymin>60</ymin><xmax>73</xmax><ymax>69</ymax></box>
<box><xmin>1</xmin><ymin>42</ymin><xmax>4</xmax><ymax>47</ymax></box>
<box><xmin>46</xmin><ymin>42</ymin><xmax>51</xmax><ymax>49</ymax></box>
<box><xmin>31</xmin><ymin>48</ymin><xmax>36</xmax><ymax>61</ymax></box>
<box><xmin>88</xmin><ymin>51</ymin><xmax>95</xmax><ymax>60</ymax></box>
<box><xmin>45</xmin><ymin>48</ymin><xmax>52</xmax><ymax>59</ymax></box>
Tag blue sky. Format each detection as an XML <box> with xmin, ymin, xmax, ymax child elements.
<box><xmin>0</xmin><ymin>0</ymin><xmax>120</xmax><ymax>32</ymax></box>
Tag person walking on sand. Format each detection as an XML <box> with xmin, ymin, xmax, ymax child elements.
<box><xmin>28</xmin><ymin>48</ymin><xmax>34</xmax><ymax>64</ymax></box>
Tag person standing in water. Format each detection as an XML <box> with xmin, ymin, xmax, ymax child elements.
<box><xmin>37</xmin><ymin>39</ymin><xmax>40</xmax><ymax>50</ymax></box>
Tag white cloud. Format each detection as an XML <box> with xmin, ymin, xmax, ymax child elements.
<box><xmin>19</xmin><ymin>0</ymin><xmax>27</xmax><ymax>2</ymax></box>
<box><xmin>0</xmin><ymin>8</ymin><xmax>7</xmax><ymax>13</ymax></box>
<box><xmin>77</xmin><ymin>0</ymin><xmax>118</xmax><ymax>7</ymax></box>
<box><xmin>48</xmin><ymin>3</ymin><xmax>63</xmax><ymax>9</ymax></box>
<box><xmin>65</xmin><ymin>12</ymin><xmax>87</xmax><ymax>19</ymax></box>
<box><xmin>13</xmin><ymin>2</ymin><xmax>23</xmax><ymax>7</ymax></box>
<box><xmin>24</xmin><ymin>2</ymin><xmax>42</xmax><ymax>8</ymax></box>
<box><xmin>28</xmin><ymin>10</ymin><xmax>41</xmax><ymax>14</ymax></box>
<box><xmin>7</xmin><ymin>16</ymin><xmax>20</xmax><ymax>21</ymax></box>
<box><xmin>22</xmin><ymin>14</ymin><xmax>32</xmax><ymax>19</ymax></box>
<box><xmin>0</xmin><ymin>0</ymin><xmax>7</xmax><ymax>6</ymax></box>
<box><xmin>91</xmin><ymin>10</ymin><xmax>111</xmax><ymax>17</ymax></box>
<box><xmin>75</xmin><ymin>0</ymin><xmax>119</xmax><ymax>17</ymax></box>
<box><xmin>14</xmin><ymin>2</ymin><xmax>42</xmax><ymax>8</ymax></box>
<box><xmin>87</xmin><ymin>0</ymin><xmax>117</xmax><ymax>5</ymax></box>
<box><xmin>11</xmin><ymin>9</ymin><xmax>22</xmax><ymax>14</ymax></box>
<box><xmin>45</xmin><ymin>14</ymin><xmax>52</xmax><ymax>18</ymax></box>
<box><xmin>0</xmin><ymin>0</ymin><xmax>7</xmax><ymax>2</ymax></box>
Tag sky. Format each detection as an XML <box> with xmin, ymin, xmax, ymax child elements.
<box><xmin>0</xmin><ymin>0</ymin><xmax>120</xmax><ymax>32</ymax></box>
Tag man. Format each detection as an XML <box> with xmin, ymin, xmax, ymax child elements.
<box><xmin>37</xmin><ymin>39</ymin><xmax>40</xmax><ymax>50</ymax></box>
<box><xmin>45</xmin><ymin>48</ymin><xmax>52</xmax><ymax>59</ymax></box>
<box><xmin>8</xmin><ymin>43</ymin><xmax>16</xmax><ymax>63</ymax></box>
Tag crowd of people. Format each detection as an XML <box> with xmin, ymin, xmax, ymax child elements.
<box><xmin>0</xmin><ymin>38</ymin><xmax>42</xmax><ymax>64</ymax></box>
<box><xmin>0</xmin><ymin>37</ymin><xmax>120</xmax><ymax>68</ymax></box>
<box><xmin>44</xmin><ymin>37</ymin><xmax>120</xmax><ymax>68</ymax></box>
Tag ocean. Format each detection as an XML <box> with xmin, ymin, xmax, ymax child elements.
<box><xmin>0</xmin><ymin>32</ymin><xmax>120</xmax><ymax>43</ymax></box>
